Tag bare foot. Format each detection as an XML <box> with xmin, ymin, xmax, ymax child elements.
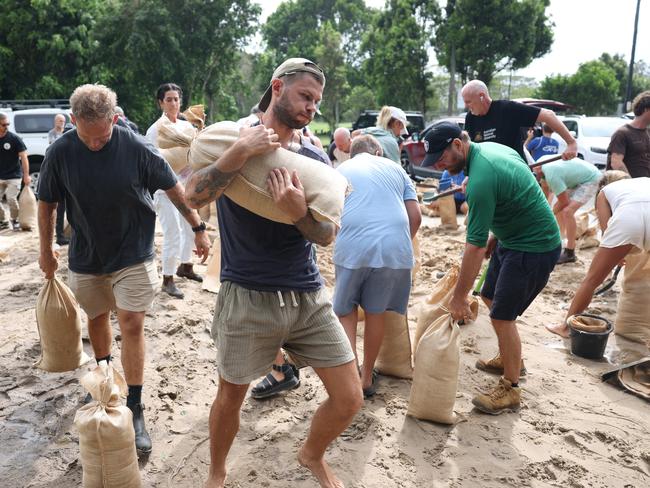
<box><xmin>204</xmin><ymin>471</ymin><xmax>226</xmax><ymax>488</ymax></box>
<box><xmin>298</xmin><ymin>447</ymin><xmax>345</xmax><ymax>488</ymax></box>
<box><xmin>545</xmin><ymin>322</ymin><xmax>570</xmax><ymax>338</ymax></box>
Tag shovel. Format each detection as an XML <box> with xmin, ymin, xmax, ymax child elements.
<box><xmin>528</xmin><ymin>154</ymin><xmax>563</xmax><ymax>169</ymax></box>
<box><xmin>594</xmin><ymin>264</ymin><xmax>623</xmax><ymax>296</ymax></box>
<box><xmin>422</xmin><ymin>187</ymin><xmax>462</xmax><ymax>204</ymax></box>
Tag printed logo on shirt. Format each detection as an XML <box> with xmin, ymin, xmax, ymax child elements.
<box><xmin>3</xmin><ymin>143</ymin><xmax>10</xmax><ymax>150</ymax></box>
<box><xmin>542</xmin><ymin>144</ymin><xmax>558</xmax><ymax>153</ymax></box>
<box><xmin>483</xmin><ymin>128</ymin><xmax>496</xmax><ymax>141</ymax></box>
<box><xmin>474</xmin><ymin>133</ymin><xmax>482</xmax><ymax>142</ymax></box>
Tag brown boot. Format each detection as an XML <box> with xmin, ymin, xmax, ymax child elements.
<box><xmin>475</xmin><ymin>353</ymin><xmax>527</xmax><ymax>377</ymax></box>
<box><xmin>176</xmin><ymin>263</ymin><xmax>203</xmax><ymax>282</ymax></box>
<box><xmin>472</xmin><ymin>377</ymin><xmax>521</xmax><ymax>415</ymax></box>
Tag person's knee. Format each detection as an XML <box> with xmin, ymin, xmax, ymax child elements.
<box><xmin>331</xmin><ymin>372</ymin><xmax>363</xmax><ymax>416</ymax></box>
<box><xmin>118</xmin><ymin>310</ymin><xmax>145</xmax><ymax>336</ymax></box>
<box><xmin>88</xmin><ymin>312</ymin><xmax>110</xmax><ymax>328</ymax></box>
<box><xmin>215</xmin><ymin>381</ymin><xmax>249</xmax><ymax>411</ymax></box>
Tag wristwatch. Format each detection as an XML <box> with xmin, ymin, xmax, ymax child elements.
<box><xmin>191</xmin><ymin>221</ymin><xmax>206</xmax><ymax>233</ymax></box>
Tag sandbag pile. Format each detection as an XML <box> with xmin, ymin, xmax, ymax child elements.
<box><xmin>18</xmin><ymin>185</ymin><xmax>37</xmax><ymax>231</ymax></box>
<box><xmin>35</xmin><ymin>278</ymin><xmax>90</xmax><ymax>372</ymax></box>
<box><xmin>74</xmin><ymin>362</ymin><xmax>141</xmax><ymax>488</ymax></box>
<box><xmin>157</xmin><ymin>118</ymin><xmax>350</xmax><ymax>228</ymax></box>
<box><xmin>616</xmin><ymin>250</ymin><xmax>650</xmax><ymax>345</ymax></box>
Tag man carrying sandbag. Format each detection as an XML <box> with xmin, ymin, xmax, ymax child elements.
<box><xmin>185</xmin><ymin>58</ymin><xmax>362</xmax><ymax>488</ymax></box>
<box><xmin>334</xmin><ymin>134</ymin><xmax>421</xmax><ymax>397</ymax></box>
<box><xmin>421</xmin><ymin>121</ymin><xmax>561</xmax><ymax>415</ymax></box>
<box><xmin>0</xmin><ymin>112</ymin><xmax>31</xmax><ymax>231</ymax></box>
<box><xmin>37</xmin><ymin>84</ymin><xmax>210</xmax><ymax>455</ymax></box>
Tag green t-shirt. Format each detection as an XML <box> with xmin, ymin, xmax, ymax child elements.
<box><xmin>541</xmin><ymin>158</ymin><xmax>602</xmax><ymax>195</ymax></box>
<box><xmin>465</xmin><ymin>142</ymin><xmax>561</xmax><ymax>253</ymax></box>
<box><xmin>361</xmin><ymin>127</ymin><xmax>400</xmax><ymax>163</ymax></box>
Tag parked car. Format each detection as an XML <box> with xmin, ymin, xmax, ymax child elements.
<box><xmin>401</xmin><ymin>116</ymin><xmax>465</xmax><ymax>179</ymax></box>
<box><xmin>552</xmin><ymin>116</ymin><xmax>628</xmax><ymax>169</ymax></box>
<box><xmin>1</xmin><ymin>107</ymin><xmax>72</xmax><ymax>193</ymax></box>
<box><xmin>352</xmin><ymin>109</ymin><xmax>426</xmax><ymax>136</ymax></box>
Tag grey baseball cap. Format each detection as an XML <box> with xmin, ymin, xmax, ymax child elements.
<box><xmin>258</xmin><ymin>58</ymin><xmax>326</xmax><ymax>112</ymax></box>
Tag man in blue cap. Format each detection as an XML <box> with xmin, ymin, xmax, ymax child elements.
<box><xmin>421</xmin><ymin>121</ymin><xmax>561</xmax><ymax>415</ymax></box>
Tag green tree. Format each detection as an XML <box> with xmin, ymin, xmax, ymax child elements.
<box><xmin>314</xmin><ymin>22</ymin><xmax>349</xmax><ymax>127</ymax></box>
<box><xmin>535</xmin><ymin>60</ymin><xmax>619</xmax><ymax>115</ymax></box>
<box><xmin>262</xmin><ymin>0</ymin><xmax>371</xmax><ymax>67</ymax></box>
<box><xmin>341</xmin><ymin>85</ymin><xmax>376</xmax><ymax>122</ymax></box>
<box><xmin>0</xmin><ymin>0</ymin><xmax>104</xmax><ymax>99</ymax></box>
<box><xmin>435</xmin><ymin>0</ymin><xmax>553</xmax><ymax>86</ymax></box>
<box><xmin>91</xmin><ymin>0</ymin><xmax>260</xmax><ymax>128</ymax></box>
<box><xmin>360</xmin><ymin>0</ymin><xmax>440</xmax><ymax>113</ymax></box>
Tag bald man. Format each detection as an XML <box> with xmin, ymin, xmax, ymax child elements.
<box><xmin>328</xmin><ymin>127</ymin><xmax>351</xmax><ymax>166</ymax></box>
<box><xmin>461</xmin><ymin>80</ymin><xmax>577</xmax><ymax>162</ymax></box>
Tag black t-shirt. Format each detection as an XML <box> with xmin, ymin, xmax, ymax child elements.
<box><xmin>38</xmin><ymin>126</ymin><xmax>177</xmax><ymax>274</ymax></box>
<box><xmin>465</xmin><ymin>100</ymin><xmax>540</xmax><ymax>161</ymax></box>
<box><xmin>0</xmin><ymin>131</ymin><xmax>27</xmax><ymax>180</ymax></box>
<box><xmin>217</xmin><ymin>131</ymin><xmax>330</xmax><ymax>292</ymax></box>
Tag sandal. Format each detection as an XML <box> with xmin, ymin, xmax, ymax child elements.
<box><xmin>250</xmin><ymin>363</ymin><xmax>300</xmax><ymax>399</ymax></box>
<box><xmin>362</xmin><ymin>369</ymin><xmax>379</xmax><ymax>398</ymax></box>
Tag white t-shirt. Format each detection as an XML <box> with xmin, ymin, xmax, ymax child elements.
<box><xmin>600</xmin><ymin>177</ymin><xmax>650</xmax><ymax>250</ymax></box>
<box><xmin>145</xmin><ymin>116</ymin><xmax>194</xmax><ymax>148</ymax></box>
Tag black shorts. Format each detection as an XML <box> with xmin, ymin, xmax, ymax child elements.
<box><xmin>481</xmin><ymin>244</ymin><xmax>561</xmax><ymax>321</ymax></box>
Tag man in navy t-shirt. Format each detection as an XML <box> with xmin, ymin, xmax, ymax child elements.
<box><xmin>0</xmin><ymin>112</ymin><xmax>31</xmax><ymax>230</ymax></box>
<box><xmin>38</xmin><ymin>84</ymin><xmax>210</xmax><ymax>455</ymax></box>
<box><xmin>186</xmin><ymin>58</ymin><xmax>360</xmax><ymax>488</ymax></box>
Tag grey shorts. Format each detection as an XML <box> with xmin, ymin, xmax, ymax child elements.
<box><xmin>332</xmin><ymin>265</ymin><xmax>411</xmax><ymax>316</ymax></box>
<box><xmin>211</xmin><ymin>281</ymin><xmax>355</xmax><ymax>385</ymax></box>
<box><xmin>568</xmin><ymin>181</ymin><xmax>599</xmax><ymax>205</ymax></box>
<box><xmin>68</xmin><ymin>260</ymin><xmax>158</xmax><ymax>319</ymax></box>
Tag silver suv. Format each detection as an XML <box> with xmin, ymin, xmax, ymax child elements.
<box><xmin>1</xmin><ymin>107</ymin><xmax>71</xmax><ymax>193</ymax></box>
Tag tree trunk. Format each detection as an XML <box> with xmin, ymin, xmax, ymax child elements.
<box><xmin>447</xmin><ymin>42</ymin><xmax>456</xmax><ymax>115</ymax></box>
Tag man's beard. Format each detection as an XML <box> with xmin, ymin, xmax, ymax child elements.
<box><xmin>273</xmin><ymin>94</ymin><xmax>311</xmax><ymax>130</ymax></box>
<box><xmin>446</xmin><ymin>156</ymin><xmax>466</xmax><ymax>176</ymax></box>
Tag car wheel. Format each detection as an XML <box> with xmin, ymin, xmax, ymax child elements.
<box><xmin>400</xmin><ymin>153</ymin><xmax>410</xmax><ymax>172</ymax></box>
<box><xmin>29</xmin><ymin>172</ymin><xmax>39</xmax><ymax>197</ymax></box>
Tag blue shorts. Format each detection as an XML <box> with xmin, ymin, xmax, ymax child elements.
<box><xmin>481</xmin><ymin>244</ymin><xmax>561</xmax><ymax>321</ymax></box>
<box><xmin>333</xmin><ymin>266</ymin><xmax>411</xmax><ymax>316</ymax></box>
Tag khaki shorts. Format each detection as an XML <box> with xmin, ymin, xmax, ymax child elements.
<box><xmin>68</xmin><ymin>260</ymin><xmax>158</xmax><ymax>319</ymax></box>
<box><xmin>212</xmin><ymin>281</ymin><xmax>355</xmax><ymax>385</ymax></box>
<box><xmin>568</xmin><ymin>181</ymin><xmax>599</xmax><ymax>205</ymax></box>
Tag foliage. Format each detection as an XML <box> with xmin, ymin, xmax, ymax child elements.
<box><xmin>435</xmin><ymin>0</ymin><xmax>553</xmax><ymax>85</ymax></box>
<box><xmin>535</xmin><ymin>60</ymin><xmax>620</xmax><ymax>115</ymax></box>
<box><xmin>360</xmin><ymin>0</ymin><xmax>440</xmax><ymax>113</ymax></box>
<box><xmin>91</xmin><ymin>0</ymin><xmax>261</xmax><ymax>129</ymax></box>
<box><xmin>314</xmin><ymin>22</ymin><xmax>349</xmax><ymax>127</ymax></box>
<box><xmin>341</xmin><ymin>85</ymin><xmax>376</xmax><ymax>122</ymax></box>
<box><xmin>0</xmin><ymin>0</ymin><xmax>104</xmax><ymax>99</ymax></box>
<box><xmin>262</xmin><ymin>0</ymin><xmax>371</xmax><ymax>67</ymax></box>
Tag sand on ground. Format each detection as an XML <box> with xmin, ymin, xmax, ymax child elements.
<box><xmin>1</xmin><ymin>212</ymin><xmax>649</xmax><ymax>488</ymax></box>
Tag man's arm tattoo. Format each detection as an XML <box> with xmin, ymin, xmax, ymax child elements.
<box><xmin>187</xmin><ymin>165</ymin><xmax>238</xmax><ymax>208</ymax></box>
<box><xmin>294</xmin><ymin>213</ymin><xmax>336</xmax><ymax>247</ymax></box>
<box><xmin>167</xmin><ymin>190</ymin><xmax>196</xmax><ymax>220</ymax></box>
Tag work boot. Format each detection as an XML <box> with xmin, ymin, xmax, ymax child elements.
<box><xmin>129</xmin><ymin>403</ymin><xmax>152</xmax><ymax>455</ymax></box>
<box><xmin>176</xmin><ymin>263</ymin><xmax>203</xmax><ymax>282</ymax></box>
<box><xmin>557</xmin><ymin>248</ymin><xmax>576</xmax><ymax>264</ymax></box>
<box><xmin>475</xmin><ymin>353</ymin><xmax>527</xmax><ymax>377</ymax></box>
<box><xmin>162</xmin><ymin>276</ymin><xmax>184</xmax><ymax>299</ymax></box>
<box><xmin>472</xmin><ymin>377</ymin><xmax>521</xmax><ymax>415</ymax></box>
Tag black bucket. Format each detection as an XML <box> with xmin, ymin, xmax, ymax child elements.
<box><xmin>567</xmin><ymin>314</ymin><xmax>613</xmax><ymax>360</ymax></box>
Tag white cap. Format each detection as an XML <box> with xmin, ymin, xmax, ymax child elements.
<box><xmin>389</xmin><ymin>106</ymin><xmax>409</xmax><ymax>135</ymax></box>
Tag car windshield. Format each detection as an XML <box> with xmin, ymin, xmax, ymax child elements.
<box><xmin>581</xmin><ymin>118</ymin><xmax>626</xmax><ymax>137</ymax></box>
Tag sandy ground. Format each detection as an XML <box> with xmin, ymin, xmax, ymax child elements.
<box><xmin>1</xmin><ymin>211</ymin><xmax>649</xmax><ymax>488</ymax></box>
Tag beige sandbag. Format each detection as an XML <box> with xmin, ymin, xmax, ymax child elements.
<box><xmin>438</xmin><ymin>195</ymin><xmax>457</xmax><ymax>229</ymax></box>
<box><xmin>616</xmin><ymin>251</ymin><xmax>650</xmax><ymax>344</ymax></box>
<box><xmin>414</xmin><ymin>265</ymin><xmax>460</xmax><ymax>347</ymax></box>
<box><xmin>567</xmin><ymin>314</ymin><xmax>608</xmax><ymax>333</ymax></box>
<box><xmin>374</xmin><ymin>312</ymin><xmax>413</xmax><ymax>379</ymax></box>
<box><xmin>18</xmin><ymin>185</ymin><xmax>37</xmax><ymax>231</ymax></box>
<box><xmin>412</xmin><ymin>235</ymin><xmax>421</xmax><ymax>285</ymax></box>
<box><xmin>74</xmin><ymin>362</ymin><xmax>141</xmax><ymax>488</ymax></box>
<box><xmin>158</xmin><ymin>119</ymin><xmax>349</xmax><ymax>227</ymax></box>
<box><xmin>182</xmin><ymin>104</ymin><xmax>206</xmax><ymax>130</ymax></box>
<box><xmin>202</xmin><ymin>236</ymin><xmax>221</xmax><ymax>294</ymax></box>
<box><xmin>575</xmin><ymin>212</ymin><xmax>589</xmax><ymax>239</ymax></box>
<box><xmin>35</xmin><ymin>278</ymin><xmax>90</xmax><ymax>372</ymax></box>
<box><xmin>408</xmin><ymin>313</ymin><xmax>459</xmax><ymax>424</ymax></box>
<box><xmin>158</xmin><ymin>146</ymin><xmax>190</xmax><ymax>174</ymax></box>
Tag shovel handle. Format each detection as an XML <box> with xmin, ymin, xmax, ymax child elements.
<box><xmin>426</xmin><ymin>187</ymin><xmax>463</xmax><ymax>202</ymax></box>
<box><xmin>528</xmin><ymin>154</ymin><xmax>563</xmax><ymax>169</ymax></box>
